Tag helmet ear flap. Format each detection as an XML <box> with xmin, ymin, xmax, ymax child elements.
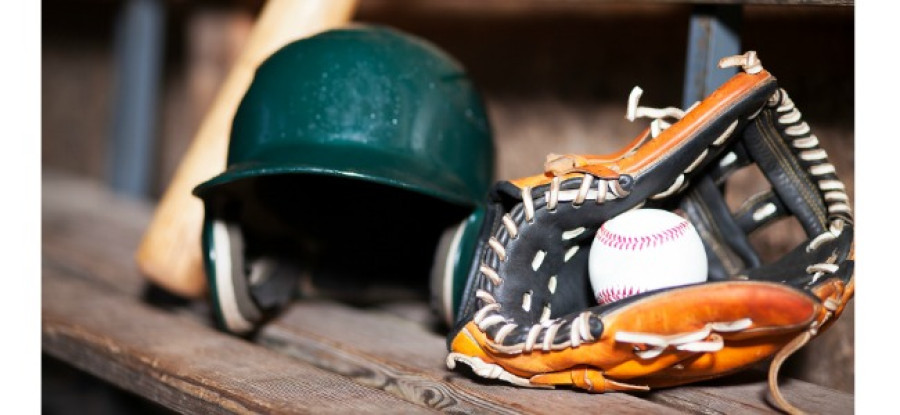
<box><xmin>202</xmin><ymin>207</ymin><xmax>299</xmax><ymax>336</ymax></box>
<box><xmin>430</xmin><ymin>206</ymin><xmax>488</xmax><ymax>328</ymax></box>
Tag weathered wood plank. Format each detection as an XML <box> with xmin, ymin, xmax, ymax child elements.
<box><xmin>42</xmin><ymin>266</ymin><xmax>435</xmax><ymax>415</ymax></box>
<box><xmin>644</xmin><ymin>372</ymin><xmax>853</xmax><ymax>414</ymax></box>
<box><xmin>262</xmin><ymin>302</ymin><xmax>853</xmax><ymax>414</ymax></box>
<box><xmin>261</xmin><ymin>303</ymin><xmax>682</xmax><ymax>414</ymax></box>
<box><xmin>43</xmin><ymin>170</ymin><xmax>153</xmax><ymax>295</ymax></box>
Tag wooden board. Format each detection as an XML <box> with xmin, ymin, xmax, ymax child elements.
<box><xmin>645</xmin><ymin>374</ymin><xmax>854</xmax><ymax>414</ymax></box>
<box><xmin>263</xmin><ymin>301</ymin><xmax>853</xmax><ymax>415</ymax></box>
<box><xmin>43</xmin><ymin>171</ymin><xmax>152</xmax><ymax>295</ymax></box>
<box><xmin>42</xmin><ymin>267</ymin><xmax>433</xmax><ymax>414</ymax></box>
<box><xmin>261</xmin><ymin>303</ymin><xmax>679</xmax><ymax>414</ymax></box>
<box><xmin>41</xmin><ymin>171</ymin><xmax>854</xmax><ymax>414</ymax></box>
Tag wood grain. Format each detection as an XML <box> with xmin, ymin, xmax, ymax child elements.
<box><xmin>265</xmin><ymin>301</ymin><xmax>854</xmax><ymax>415</ymax></box>
<box><xmin>260</xmin><ymin>303</ymin><xmax>681</xmax><ymax>414</ymax></box>
<box><xmin>135</xmin><ymin>0</ymin><xmax>358</xmax><ymax>299</ymax></box>
<box><xmin>42</xmin><ymin>267</ymin><xmax>434</xmax><ymax>414</ymax></box>
<box><xmin>43</xmin><ymin>170</ymin><xmax>153</xmax><ymax>295</ymax></box>
<box><xmin>645</xmin><ymin>373</ymin><xmax>854</xmax><ymax>414</ymax></box>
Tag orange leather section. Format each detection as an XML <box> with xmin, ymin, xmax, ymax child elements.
<box><xmin>511</xmin><ymin>128</ymin><xmax>654</xmax><ymax>189</ymax></box>
<box><xmin>599</xmin><ymin>282</ymin><xmax>818</xmax><ymax>339</ymax></box>
<box><xmin>811</xmin><ymin>277</ymin><xmax>853</xmax><ymax>334</ymax></box>
<box><xmin>528</xmin><ymin>370</ymin><xmax>573</xmax><ymax>386</ymax></box>
<box><xmin>614</xmin><ymin>70</ymin><xmax>772</xmax><ymax>175</ymax></box>
<box><xmin>508</xmin><ymin>171</ymin><xmax>581</xmax><ymax>190</ymax></box>
<box><xmin>451</xmin><ymin>282</ymin><xmax>817</xmax><ymax>384</ymax></box>
<box><xmin>628</xmin><ymin>334</ymin><xmax>798</xmax><ymax>389</ymax></box>
<box><xmin>450</xmin><ymin>324</ymin><xmax>493</xmax><ymax>362</ymax></box>
<box><xmin>641</xmin><ymin>335</ymin><xmax>793</xmax><ymax>385</ymax></box>
<box><xmin>812</xmin><ymin>278</ymin><xmax>845</xmax><ymax>315</ymax></box>
<box><xmin>602</xmin><ymin>352</ymin><xmax>696</xmax><ymax>379</ymax></box>
<box><xmin>531</xmin><ymin>367</ymin><xmax>650</xmax><ymax>392</ymax></box>
<box><xmin>544</xmin><ymin>128</ymin><xmax>653</xmax><ymax>175</ymax></box>
<box><xmin>507</xmin><ymin>70</ymin><xmax>774</xmax><ymax>191</ymax></box>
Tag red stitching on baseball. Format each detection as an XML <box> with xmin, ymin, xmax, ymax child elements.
<box><xmin>596</xmin><ymin>286</ymin><xmax>644</xmax><ymax>304</ymax></box>
<box><xmin>595</xmin><ymin>220</ymin><xmax>689</xmax><ymax>251</ymax></box>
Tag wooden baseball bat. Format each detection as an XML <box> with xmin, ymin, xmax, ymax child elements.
<box><xmin>135</xmin><ymin>0</ymin><xmax>358</xmax><ymax>298</ymax></box>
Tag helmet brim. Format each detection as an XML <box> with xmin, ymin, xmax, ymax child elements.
<box><xmin>193</xmin><ymin>148</ymin><xmax>484</xmax><ymax>208</ymax></box>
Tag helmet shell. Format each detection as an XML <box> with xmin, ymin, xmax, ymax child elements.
<box><xmin>195</xmin><ymin>25</ymin><xmax>495</xmax><ymax>206</ymax></box>
<box><xmin>193</xmin><ymin>25</ymin><xmax>495</xmax><ymax>335</ymax></box>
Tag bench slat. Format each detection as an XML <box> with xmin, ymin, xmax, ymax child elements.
<box><xmin>262</xmin><ymin>303</ymin><xmax>681</xmax><ymax>414</ymax></box>
<box><xmin>43</xmin><ymin>267</ymin><xmax>435</xmax><ymax>414</ymax></box>
<box><xmin>646</xmin><ymin>374</ymin><xmax>854</xmax><ymax>414</ymax></box>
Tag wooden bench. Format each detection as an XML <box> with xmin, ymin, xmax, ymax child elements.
<box><xmin>41</xmin><ymin>170</ymin><xmax>853</xmax><ymax>414</ymax></box>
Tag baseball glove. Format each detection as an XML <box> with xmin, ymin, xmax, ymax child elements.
<box><xmin>445</xmin><ymin>52</ymin><xmax>853</xmax><ymax>415</ymax></box>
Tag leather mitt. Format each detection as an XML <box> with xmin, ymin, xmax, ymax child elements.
<box><xmin>445</xmin><ymin>52</ymin><xmax>853</xmax><ymax>415</ymax></box>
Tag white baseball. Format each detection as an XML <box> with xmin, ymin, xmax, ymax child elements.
<box><xmin>589</xmin><ymin>208</ymin><xmax>707</xmax><ymax>305</ymax></box>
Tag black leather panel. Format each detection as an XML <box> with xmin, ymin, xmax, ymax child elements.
<box><xmin>680</xmin><ymin>176</ymin><xmax>760</xmax><ymax>280</ymax></box>
<box><xmin>747</xmin><ymin>226</ymin><xmax>854</xmax><ymax>287</ymax></box>
<box><xmin>743</xmin><ymin>111</ymin><xmax>828</xmax><ymax>237</ymax></box>
<box><xmin>733</xmin><ymin>190</ymin><xmax>789</xmax><ymax>234</ymax></box>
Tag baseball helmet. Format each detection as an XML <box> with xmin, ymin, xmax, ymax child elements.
<box><xmin>193</xmin><ymin>25</ymin><xmax>495</xmax><ymax>335</ymax></box>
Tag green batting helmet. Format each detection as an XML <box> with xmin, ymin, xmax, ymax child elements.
<box><xmin>193</xmin><ymin>25</ymin><xmax>494</xmax><ymax>334</ymax></box>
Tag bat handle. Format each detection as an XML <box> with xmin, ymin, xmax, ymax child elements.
<box><xmin>135</xmin><ymin>0</ymin><xmax>358</xmax><ymax>298</ymax></box>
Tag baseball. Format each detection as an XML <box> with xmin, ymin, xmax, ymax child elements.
<box><xmin>589</xmin><ymin>208</ymin><xmax>707</xmax><ymax>305</ymax></box>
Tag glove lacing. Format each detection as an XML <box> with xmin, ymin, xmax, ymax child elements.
<box><xmin>465</xmin><ymin>79</ymin><xmax>749</xmax><ymax>356</ymax></box>
<box><xmin>462</xmin><ymin>89</ymin><xmax>684</xmax><ymax>358</ymax></box>
<box><xmin>755</xmin><ymin>83</ymin><xmax>853</xmax><ymax>415</ymax></box>
<box><xmin>454</xmin><ymin>53</ymin><xmax>852</xmax><ymax>415</ymax></box>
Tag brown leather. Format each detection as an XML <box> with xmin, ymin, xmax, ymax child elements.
<box><xmin>543</xmin><ymin>127</ymin><xmax>653</xmax><ymax>177</ymax></box>
<box><xmin>626</xmin><ymin>334</ymin><xmax>798</xmax><ymax>388</ymax></box>
<box><xmin>447</xmin><ymin>54</ymin><xmax>852</xmax><ymax>413</ymax></box>
<box><xmin>509</xmin><ymin>70</ymin><xmax>774</xmax><ymax>190</ymax></box>
<box><xmin>450</xmin><ymin>282</ymin><xmax>818</xmax><ymax>391</ymax></box>
<box><xmin>616</xmin><ymin>70</ymin><xmax>772</xmax><ymax>175</ymax></box>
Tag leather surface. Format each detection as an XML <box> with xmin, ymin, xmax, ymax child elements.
<box><xmin>446</xmin><ymin>62</ymin><xmax>854</xmax><ymax>395</ymax></box>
